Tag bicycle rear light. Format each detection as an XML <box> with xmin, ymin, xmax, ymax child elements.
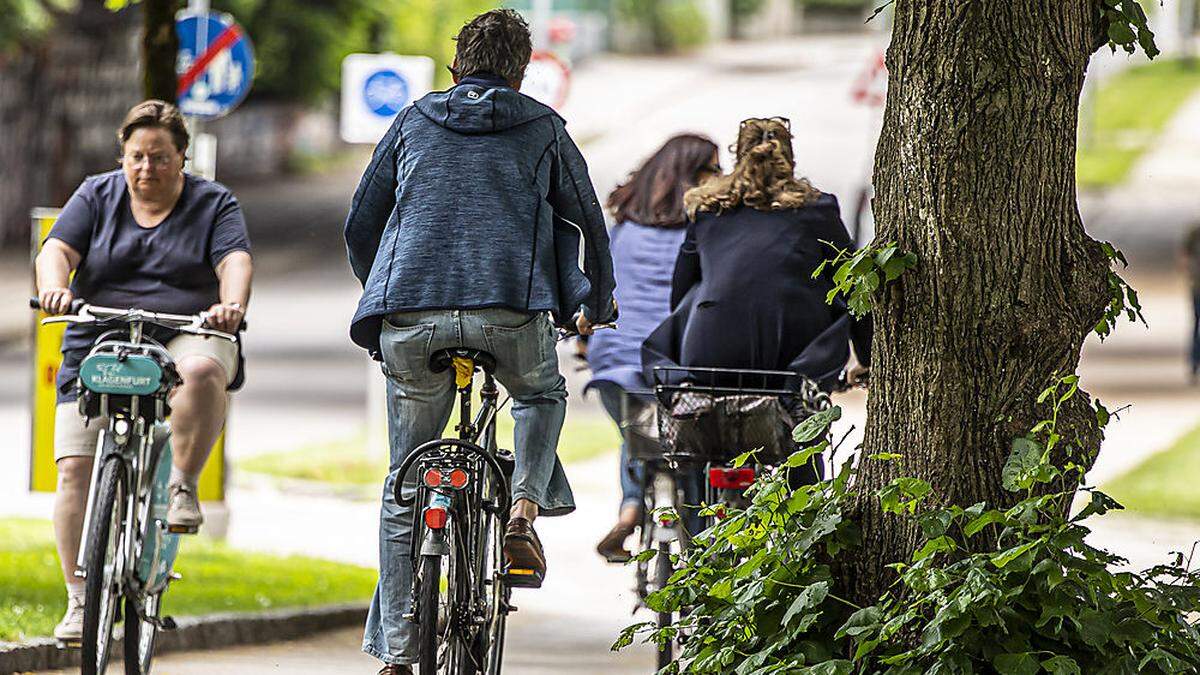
<box><xmin>709</xmin><ymin>467</ymin><xmax>756</xmax><ymax>490</ymax></box>
<box><xmin>424</xmin><ymin>506</ymin><xmax>448</xmax><ymax>529</ymax></box>
<box><xmin>448</xmin><ymin>468</ymin><xmax>469</xmax><ymax>489</ymax></box>
<box><xmin>423</xmin><ymin>469</ymin><xmax>443</xmax><ymax>488</ymax></box>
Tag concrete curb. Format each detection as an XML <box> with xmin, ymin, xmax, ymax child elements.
<box><xmin>0</xmin><ymin>602</ymin><xmax>367</xmax><ymax>674</ymax></box>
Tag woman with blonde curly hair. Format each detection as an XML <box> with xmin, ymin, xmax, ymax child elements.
<box><xmin>643</xmin><ymin>117</ymin><xmax>871</xmax><ymax>466</ymax></box>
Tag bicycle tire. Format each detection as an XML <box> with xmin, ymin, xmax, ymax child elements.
<box><xmin>123</xmin><ymin>592</ymin><xmax>160</xmax><ymax>674</ymax></box>
<box><xmin>418</xmin><ymin>553</ymin><xmax>442</xmax><ymax>674</ymax></box>
<box><xmin>655</xmin><ymin>540</ymin><xmax>674</xmax><ymax>670</ymax></box>
<box><xmin>81</xmin><ymin>456</ymin><xmax>125</xmax><ymax>675</ymax></box>
<box><xmin>481</xmin><ymin>511</ymin><xmax>508</xmax><ymax>675</ymax></box>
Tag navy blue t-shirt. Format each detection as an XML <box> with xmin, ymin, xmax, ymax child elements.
<box><xmin>48</xmin><ymin>170</ymin><xmax>251</xmax><ymax>401</ymax></box>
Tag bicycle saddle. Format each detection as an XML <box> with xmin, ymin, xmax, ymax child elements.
<box><xmin>430</xmin><ymin>348</ymin><xmax>497</xmax><ymax>374</ymax></box>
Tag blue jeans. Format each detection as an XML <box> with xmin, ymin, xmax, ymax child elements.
<box><xmin>362</xmin><ymin>308</ymin><xmax>574</xmax><ymax>665</ymax></box>
<box><xmin>595</xmin><ymin>384</ymin><xmax>645</xmax><ymax>511</ymax></box>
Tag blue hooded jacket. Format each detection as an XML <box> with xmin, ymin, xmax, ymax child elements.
<box><xmin>344</xmin><ymin>74</ymin><xmax>615</xmax><ymax>355</ymax></box>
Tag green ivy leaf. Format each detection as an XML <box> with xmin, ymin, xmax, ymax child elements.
<box><xmin>793</xmin><ymin>406</ymin><xmax>842</xmax><ymax>444</ymax></box>
<box><xmin>835</xmin><ymin>606</ymin><xmax>882</xmax><ymax>639</ymax></box>
<box><xmin>1107</xmin><ymin>19</ymin><xmax>1136</xmax><ymax>44</ymax></box>
<box><xmin>782</xmin><ymin>581</ymin><xmax>830</xmax><ymax>627</ymax></box>
<box><xmin>1002</xmin><ymin>437</ymin><xmax>1042</xmax><ymax>492</ymax></box>
<box><xmin>630</xmin><ymin>548</ymin><xmax>657</xmax><ymax>564</ymax></box>
<box><xmin>964</xmin><ymin>509</ymin><xmax>1005</xmax><ymax>537</ymax></box>
<box><xmin>1041</xmin><ymin>655</ymin><xmax>1081</xmax><ymax>674</ymax></box>
<box><xmin>993</xmin><ymin>653</ymin><xmax>1040</xmax><ymax>675</ymax></box>
<box><xmin>991</xmin><ymin>540</ymin><xmax>1037</xmax><ymax>569</ymax></box>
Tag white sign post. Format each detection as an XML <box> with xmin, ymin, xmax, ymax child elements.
<box><xmin>341</xmin><ymin>54</ymin><xmax>435</xmax><ymax>145</ymax></box>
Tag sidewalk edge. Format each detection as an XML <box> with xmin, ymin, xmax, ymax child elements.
<box><xmin>0</xmin><ymin>602</ymin><xmax>367</xmax><ymax>674</ymax></box>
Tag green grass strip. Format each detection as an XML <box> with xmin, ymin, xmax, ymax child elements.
<box><xmin>0</xmin><ymin>519</ymin><xmax>375</xmax><ymax>642</ymax></box>
<box><xmin>1077</xmin><ymin>58</ymin><xmax>1200</xmax><ymax>188</ymax></box>
<box><xmin>1105</xmin><ymin>422</ymin><xmax>1200</xmax><ymax>520</ymax></box>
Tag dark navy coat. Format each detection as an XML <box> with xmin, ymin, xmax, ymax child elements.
<box><xmin>344</xmin><ymin>74</ymin><xmax>616</xmax><ymax>355</ymax></box>
<box><xmin>642</xmin><ymin>194</ymin><xmax>872</xmax><ymax>390</ymax></box>
<box><xmin>585</xmin><ymin>220</ymin><xmax>688</xmax><ymax>393</ymax></box>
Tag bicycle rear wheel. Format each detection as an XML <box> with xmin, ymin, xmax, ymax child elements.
<box><xmin>418</xmin><ymin>553</ymin><xmax>444</xmax><ymax>674</ymax></box>
<box><xmin>123</xmin><ymin>592</ymin><xmax>160</xmax><ymax>674</ymax></box>
<box><xmin>82</xmin><ymin>456</ymin><xmax>126</xmax><ymax>675</ymax></box>
<box><xmin>480</xmin><ymin>511</ymin><xmax>508</xmax><ymax>674</ymax></box>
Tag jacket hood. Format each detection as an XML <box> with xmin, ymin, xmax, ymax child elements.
<box><xmin>414</xmin><ymin>77</ymin><xmax>560</xmax><ymax>134</ymax></box>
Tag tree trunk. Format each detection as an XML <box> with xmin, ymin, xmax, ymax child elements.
<box><xmin>849</xmin><ymin>0</ymin><xmax>1114</xmax><ymax>603</ymax></box>
<box><xmin>141</xmin><ymin>0</ymin><xmax>179</xmax><ymax>101</ymax></box>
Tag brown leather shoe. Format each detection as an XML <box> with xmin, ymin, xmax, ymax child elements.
<box><xmin>596</xmin><ymin>522</ymin><xmax>637</xmax><ymax>563</ymax></box>
<box><xmin>503</xmin><ymin>517</ymin><xmax>546</xmax><ymax>588</ymax></box>
<box><xmin>377</xmin><ymin>664</ymin><xmax>413</xmax><ymax>675</ymax></box>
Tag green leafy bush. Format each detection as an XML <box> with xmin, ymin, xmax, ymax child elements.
<box><xmin>617</xmin><ymin>377</ymin><xmax>1200</xmax><ymax>673</ymax></box>
<box><xmin>614</xmin><ymin>0</ymin><xmax>708</xmax><ymax>53</ymax></box>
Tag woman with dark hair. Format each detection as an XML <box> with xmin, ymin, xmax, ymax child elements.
<box><xmin>587</xmin><ymin>133</ymin><xmax>720</xmax><ymax>562</ymax></box>
<box><xmin>643</xmin><ymin>116</ymin><xmax>871</xmax><ymax>464</ymax></box>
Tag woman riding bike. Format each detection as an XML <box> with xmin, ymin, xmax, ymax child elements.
<box><xmin>585</xmin><ymin>133</ymin><xmax>721</xmax><ymax>563</ymax></box>
<box><xmin>642</xmin><ymin>116</ymin><xmax>871</xmax><ymax>481</ymax></box>
<box><xmin>33</xmin><ymin>99</ymin><xmax>253</xmax><ymax>643</ymax></box>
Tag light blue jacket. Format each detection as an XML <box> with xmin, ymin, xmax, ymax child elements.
<box><xmin>344</xmin><ymin>74</ymin><xmax>616</xmax><ymax>355</ymax></box>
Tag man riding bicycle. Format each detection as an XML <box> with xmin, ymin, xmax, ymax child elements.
<box><xmin>342</xmin><ymin>10</ymin><xmax>616</xmax><ymax>673</ymax></box>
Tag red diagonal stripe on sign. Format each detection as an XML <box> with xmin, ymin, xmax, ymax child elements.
<box><xmin>177</xmin><ymin>23</ymin><xmax>243</xmax><ymax>99</ymax></box>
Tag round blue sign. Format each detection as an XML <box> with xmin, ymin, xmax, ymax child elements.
<box><xmin>363</xmin><ymin>70</ymin><xmax>411</xmax><ymax>117</ymax></box>
<box><xmin>176</xmin><ymin>13</ymin><xmax>255</xmax><ymax>120</ymax></box>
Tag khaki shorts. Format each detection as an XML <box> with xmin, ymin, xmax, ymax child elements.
<box><xmin>54</xmin><ymin>334</ymin><xmax>238</xmax><ymax>461</ymax></box>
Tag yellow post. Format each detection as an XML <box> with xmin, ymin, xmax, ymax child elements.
<box><xmin>29</xmin><ymin>209</ymin><xmax>226</xmax><ymax>500</ymax></box>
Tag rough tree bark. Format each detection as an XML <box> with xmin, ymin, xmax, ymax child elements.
<box><xmin>141</xmin><ymin>0</ymin><xmax>179</xmax><ymax>101</ymax></box>
<box><xmin>850</xmin><ymin>0</ymin><xmax>1115</xmax><ymax>602</ymax></box>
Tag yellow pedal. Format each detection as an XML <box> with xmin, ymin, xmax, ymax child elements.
<box><xmin>507</xmin><ymin>568</ymin><xmax>535</xmax><ymax>576</ymax></box>
<box><xmin>167</xmin><ymin>524</ymin><xmax>199</xmax><ymax>535</ymax></box>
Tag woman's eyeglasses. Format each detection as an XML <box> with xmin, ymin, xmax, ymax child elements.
<box><xmin>120</xmin><ymin>152</ymin><xmax>175</xmax><ymax>169</ymax></box>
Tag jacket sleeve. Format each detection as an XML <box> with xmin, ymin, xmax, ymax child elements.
<box><xmin>344</xmin><ymin>111</ymin><xmax>406</xmax><ymax>287</ymax></box>
<box><xmin>670</xmin><ymin>222</ymin><xmax>701</xmax><ymax>310</ymax></box>
<box><xmin>814</xmin><ymin>194</ymin><xmax>872</xmax><ymax>366</ymax></box>
<box><xmin>548</xmin><ymin>120</ymin><xmax>616</xmax><ymax>323</ymax></box>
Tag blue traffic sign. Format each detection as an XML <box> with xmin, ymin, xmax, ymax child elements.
<box><xmin>362</xmin><ymin>69</ymin><xmax>411</xmax><ymax>117</ymax></box>
<box><xmin>176</xmin><ymin>13</ymin><xmax>255</xmax><ymax>120</ymax></box>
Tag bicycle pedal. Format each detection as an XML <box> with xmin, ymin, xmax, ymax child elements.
<box><xmin>167</xmin><ymin>523</ymin><xmax>199</xmax><ymax>535</ymax></box>
<box><xmin>161</xmin><ymin>615</ymin><xmax>177</xmax><ymax>630</ymax></box>
<box><xmin>501</xmin><ymin>568</ymin><xmax>543</xmax><ymax>589</ymax></box>
<box><xmin>56</xmin><ymin>638</ymin><xmax>82</xmax><ymax>650</ymax></box>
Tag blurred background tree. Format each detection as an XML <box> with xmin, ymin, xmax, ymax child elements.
<box><xmin>0</xmin><ymin>0</ymin><xmax>77</xmax><ymax>54</ymax></box>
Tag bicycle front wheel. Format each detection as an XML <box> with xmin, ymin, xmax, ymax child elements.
<box><xmin>82</xmin><ymin>456</ymin><xmax>126</xmax><ymax>675</ymax></box>
<box><xmin>123</xmin><ymin>592</ymin><xmax>160</xmax><ymax>674</ymax></box>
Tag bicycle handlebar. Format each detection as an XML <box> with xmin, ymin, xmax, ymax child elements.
<box><xmin>29</xmin><ymin>298</ymin><xmax>241</xmax><ymax>342</ymax></box>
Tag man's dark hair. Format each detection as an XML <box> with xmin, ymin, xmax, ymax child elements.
<box><xmin>451</xmin><ymin>9</ymin><xmax>532</xmax><ymax>85</ymax></box>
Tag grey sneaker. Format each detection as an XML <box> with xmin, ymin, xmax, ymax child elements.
<box><xmin>54</xmin><ymin>594</ymin><xmax>84</xmax><ymax>642</ymax></box>
<box><xmin>167</xmin><ymin>482</ymin><xmax>203</xmax><ymax>533</ymax></box>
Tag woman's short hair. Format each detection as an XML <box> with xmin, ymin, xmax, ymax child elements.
<box><xmin>607</xmin><ymin>134</ymin><xmax>719</xmax><ymax>228</ymax></box>
<box><xmin>117</xmin><ymin>100</ymin><xmax>190</xmax><ymax>153</ymax></box>
<box><xmin>450</xmin><ymin>9</ymin><xmax>532</xmax><ymax>85</ymax></box>
<box><xmin>685</xmin><ymin>117</ymin><xmax>819</xmax><ymax>218</ymax></box>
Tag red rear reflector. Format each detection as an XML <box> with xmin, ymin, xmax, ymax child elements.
<box><xmin>424</xmin><ymin>506</ymin><xmax>448</xmax><ymax>529</ymax></box>
<box><xmin>423</xmin><ymin>469</ymin><xmax>443</xmax><ymax>488</ymax></box>
<box><xmin>709</xmin><ymin>467</ymin><xmax>756</xmax><ymax>490</ymax></box>
<box><xmin>448</xmin><ymin>468</ymin><xmax>469</xmax><ymax>489</ymax></box>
